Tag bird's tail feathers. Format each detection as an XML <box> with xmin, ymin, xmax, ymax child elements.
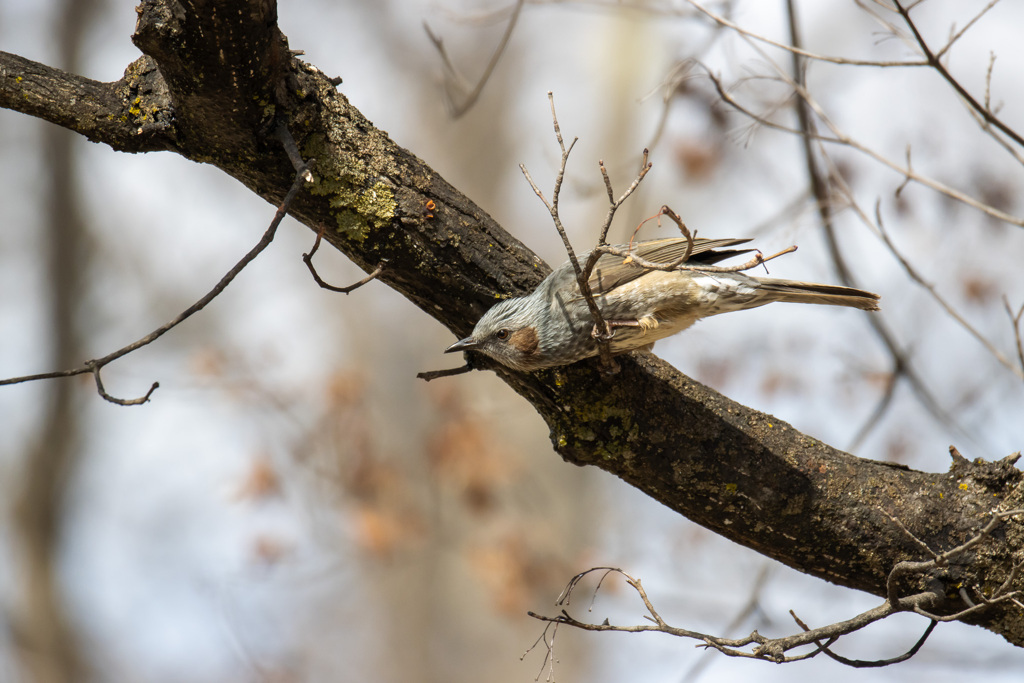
<box><xmin>755</xmin><ymin>278</ymin><xmax>880</xmax><ymax>311</ymax></box>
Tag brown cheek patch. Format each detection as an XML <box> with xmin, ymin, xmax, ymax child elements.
<box><xmin>509</xmin><ymin>327</ymin><xmax>539</xmax><ymax>355</ymax></box>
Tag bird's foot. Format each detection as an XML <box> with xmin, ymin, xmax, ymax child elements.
<box><xmin>593</xmin><ymin>318</ymin><xmax>653</xmax><ymax>342</ymax></box>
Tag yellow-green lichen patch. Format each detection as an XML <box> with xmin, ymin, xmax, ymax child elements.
<box><xmin>301</xmin><ymin>132</ymin><xmax>397</xmax><ymax>240</ymax></box>
<box><xmin>127</xmin><ymin>95</ymin><xmax>145</xmax><ymax>121</ymax></box>
<box><xmin>569</xmin><ymin>397</ymin><xmax>641</xmax><ymax>449</ymax></box>
<box><xmin>308</xmin><ymin>175</ymin><xmax>396</xmax><ymax>241</ymax></box>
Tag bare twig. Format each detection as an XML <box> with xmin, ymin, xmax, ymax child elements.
<box><xmin>529</xmin><ymin>508</ymin><xmax>1023</xmax><ymax>666</ymax></box>
<box><xmin>302</xmin><ymin>224</ymin><xmax>387</xmax><ymax>294</ymax></box>
<box><xmin>649</xmin><ymin>205</ymin><xmax>694</xmax><ymax>259</ymax></box>
<box><xmin>786</xmin><ymin>0</ymin><xmax>912</xmax><ymax>449</ymax></box>
<box><xmin>425</xmin><ymin>0</ymin><xmax>525</xmax><ymax>118</ymax></box>
<box><xmin>529</xmin><ymin>567</ymin><xmax>902</xmax><ymax>663</ymax></box>
<box><xmin>790</xmin><ymin>610</ymin><xmax>938</xmax><ymax>668</ymax></box>
<box><xmin>884</xmin><ymin>508</ymin><xmax>1024</xmax><ymax>614</ymax></box>
<box><xmin>416</xmin><ymin>364</ymin><xmax>473</xmax><ymax>382</ymax></box>
<box><xmin>275</xmin><ymin>121</ymin><xmax>314</xmax><ymax>181</ymax></box>
<box><xmin>578</xmin><ymin>149</ymin><xmax>653</xmax><ymax>362</ymax></box>
<box><xmin>520</xmin><ymin>620</ymin><xmax>558</xmax><ymax>683</ymax></box>
<box><xmin>596</xmin><ymin>241</ymin><xmax>794</xmax><ymax>275</ymax></box>
<box><xmin>846</xmin><ymin>360</ymin><xmax>899</xmax><ymax>452</ymax></box>
<box><xmin>686</xmin><ymin>0</ymin><xmax>927</xmax><ymax>68</ymax></box>
<box><xmin>933</xmin><ymin>0</ymin><xmax>1002</xmax><ymax>61</ymax></box>
<box><xmin>519</xmin><ymin>93</ymin><xmax>623</xmax><ymax>373</ymax></box>
<box><xmin>575</xmin><ymin>150</ymin><xmax>655</xmax><ymax>327</ymax></box>
<box><xmin>89</xmin><ymin>363</ymin><xmax>158</xmax><ymax>406</ymax></box>
<box><xmin>815</xmin><ymin>159</ymin><xmax>991</xmax><ymax>451</ymax></box>
<box><xmin>0</xmin><ymin>152</ymin><xmax>313</xmax><ymax>405</ymax></box>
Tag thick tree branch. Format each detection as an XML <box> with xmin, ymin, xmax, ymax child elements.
<box><xmin>0</xmin><ymin>51</ymin><xmax>175</xmax><ymax>152</ymax></box>
<box><xmin>1</xmin><ymin>0</ymin><xmax>1022</xmax><ymax>647</ymax></box>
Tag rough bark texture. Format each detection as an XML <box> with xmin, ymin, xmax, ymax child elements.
<box><xmin>1</xmin><ymin>0</ymin><xmax>1021</xmax><ymax>646</ymax></box>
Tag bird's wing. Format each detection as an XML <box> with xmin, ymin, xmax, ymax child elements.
<box><xmin>587</xmin><ymin>237</ymin><xmax>752</xmax><ymax>296</ymax></box>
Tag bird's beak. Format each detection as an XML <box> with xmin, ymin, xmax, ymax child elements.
<box><xmin>445</xmin><ymin>336</ymin><xmax>479</xmax><ymax>354</ymax></box>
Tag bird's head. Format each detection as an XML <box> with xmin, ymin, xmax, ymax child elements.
<box><xmin>445</xmin><ymin>296</ymin><xmax>546</xmax><ymax>372</ymax></box>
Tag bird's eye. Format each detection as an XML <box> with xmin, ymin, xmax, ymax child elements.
<box><xmin>495</xmin><ymin>329</ymin><xmax>511</xmax><ymax>341</ymax></box>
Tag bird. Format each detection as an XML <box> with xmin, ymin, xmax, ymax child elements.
<box><xmin>445</xmin><ymin>237</ymin><xmax>880</xmax><ymax>372</ymax></box>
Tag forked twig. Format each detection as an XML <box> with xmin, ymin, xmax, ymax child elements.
<box><xmin>520</xmin><ymin>92</ymin><xmax>654</xmax><ymax>374</ymax></box>
<box><xmin>521</xmin><ymin>94</ymin><xmax>802</xmax><ymax>372</ymax></box>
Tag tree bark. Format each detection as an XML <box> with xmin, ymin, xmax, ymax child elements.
<box><xmin>1</xmin><ymin>0</ymin><xmax>1021</xmax><ymax>646</ymax></box>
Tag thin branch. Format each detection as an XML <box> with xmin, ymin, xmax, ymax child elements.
<box><xmin>286</xmin><ymin>122</ymin><xmax>389</xmax><ymax>296</ymax></box>
<box><xmin>723</xmin><ymin>5</ymin><xmax>1003</xmax><ymax>450</ymax></box>
<box><xmin>933</xmin><ymin>0</ymin><xmax>1002</xmax><ymax>61</ymax></box>
<box><xmin>1003</xmin><ymin>296</ymin><xmax>1024</xmax><ymax>373</ymax></box>
<box><xmin>576</xmin><ymin>149</ymin><xmax>653</xmax><ymax>362</ymax></box>
<box><xmin>520</xmin><ymin>620</ymin><xmax>558</xmax><ymax>683</ymax></box>
<box><xmin>416</xmin><ymin>364</ymin><xmax>473</xmax><ymax>382</ymax></box>
<box><xmin>425</xmin><ymin>0</ymin><xmax>525</xmax><ymax>118</ymax></box>
<box><xmin>819</xmin><ymin>154</ymin><xmax>990</xmax><ymax>449</ymax></box>
<box><xmin>578</xmin><ymin>151</ymin><xmax>654</xmax><ymax>276</ymax></box>
<box><xmin>885</xmin><ymin>507</ymin><xmax>1024</xmax><ymax>606</ymax></box>
<box><xmin>275</xmin><ymin>120</ymin><xmax>313</xmax><ymax>180</ymax></box>
<box><xmin>90</xmin><ymin>363</ymin><xmax>158</xmax><ymax>406</ymax></box>
<box><xmin>685</xmin><ymin>0</ymin><xmax>927</xmax><ymax>68</ymax></box>
<box><xmin>0</xmin><ymin>157</ymin><xmax>313</xmax><ymax>404</ymax></box>
<box><xmin>791</xmin><ymin>610</ymin><xmax>938</xmax><ymax>668</ymax></box>
<box><xmin>596</xmin><ymin>239</ymin><xmax>794</xmax><ymax>275</ymax></box>
<box><xmin>530</xmin><ymin>508</ymin><xmax>1023</xmax><ymax>666</ymax></box>
<box><xmin>519</xmin><ymin>92</ymin><xmax>622</xmax><ymax>372</ymax></box>
<box><xmin>302</xmin><ymin>224</ymin><xmax>387</xmax><ymax>293</ymax></box>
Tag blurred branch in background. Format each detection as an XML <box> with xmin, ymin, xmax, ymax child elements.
<box><xmin>425</xmin><ymin>0</ymin><xmax>525</xmax><ymax>118</ymax></box>
<box><xmin>9</xmin><ymin>0</ymin><xmax>100</xmax><ymax>680</ymax></box>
